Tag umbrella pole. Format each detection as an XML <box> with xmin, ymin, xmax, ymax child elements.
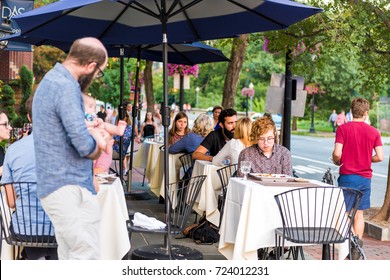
<box><xmin>125</xmin><ymin>47</ymin><xmax>149</xmax><ymax>199</ymax></box>
<box><xmin>131</xmin><ymin>3</ymin><xmax>201</xmax><ymax>261</ymax></box>
<box><xmin>128</xmin><ymin>50</ymin><xmax>141</xmax><ymax>192</ymax></box>
<box><xmin>282</xmin><ymin>50</ymin><xmax>292</xmax><ymax>151</ymax></box>
<box><xmin>118</xmin><ymin>53</ymin><xmax>125</xmax><ymax>185</ymax></box>
<box><xmin>161</xmin><ymin>20</ymin><xmax>173</xmax><ymax>260</ymax></box>
<box><xmin>179</xmin><ymin>74</ymin><xmax>184</xmax><ymax>111</ymax></box>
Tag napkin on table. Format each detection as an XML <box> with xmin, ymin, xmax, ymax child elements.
<box><xmin>132</xmin><ymin>212</ymin><xmax>166</xmax><ymax>230</ymax></box>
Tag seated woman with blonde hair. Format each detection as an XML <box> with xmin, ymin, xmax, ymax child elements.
<box><xmin>237</xmin><ymin>115</ymin><xmax>292</xmax><ymax>177</ymax></box>
<box><xmin>212</xmin><ymin>117</ymin><xmax>253</xmax><ymax>166</ymax></box>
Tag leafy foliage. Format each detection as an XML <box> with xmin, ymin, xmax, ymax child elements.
<box><xmin>89</xmin><ymin>58</ymin><xmax>135</xmax><ymax>107</ymax></box>
<box><xmin>256</xmin><ymin>0</ymin><xmax>389</xmax><ymax>121</ymax></box>
<box><xmin>0</xmin><ymin>85</ymin><xmax>17</xmax><ymax>125</ymax></box>
<box><xmin>33</xmin><ymin>46</ymin><xmax>66</xmax><ymax>83</ymax></box>
<box><xmin>16</xmin><ymin>65</ymin><xmax>34</xmax><ymax>125</ymax></box>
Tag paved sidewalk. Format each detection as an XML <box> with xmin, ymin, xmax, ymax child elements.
<box><xmin>121</xmin><ymin>142</ymin><xmax>390</xmax><ymax>260</ymax></box>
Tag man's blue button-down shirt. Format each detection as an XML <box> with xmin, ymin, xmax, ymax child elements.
<box><xmin>32</xmin><ymin>63</ymin><xmax>98</xmax><ymax>198</ymax></box>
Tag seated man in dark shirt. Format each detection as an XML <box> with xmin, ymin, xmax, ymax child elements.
<box><xmin>193</xmin><ymin>108</ymin><xmax>237</xmax><ymax>162</ymax></box>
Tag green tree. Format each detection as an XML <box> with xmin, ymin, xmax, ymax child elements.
<box><xmin>263</xmin><ymin>0</ymin><xmax>389</xmax><ymax>101</ymax></box>
<box><xmin>0</xmin><ymin>85</ymin><xmax>17</xmax><ymax>125</ymax></box>
<box><xmin>15</xmin><ymin>65</ymin><xmax>34</xmax><ymax>126</ymax></box>
<box><xmin>89</xmin><ymin>58</ymin><xmax>133</xmax><ymax>108</ymax></box>
<box><xmin>222</xmin><ymin>34</ymin><xmax>249</xmax><ymax>109</ymax></box>
<box><xmin>33</xmin><ymin>46</ymin><xmax>66</xmax><ymax>83</ymax></box>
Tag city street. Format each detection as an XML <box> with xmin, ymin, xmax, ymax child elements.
<box><xmin>291</xmin><ymin>134</ymin><xmax>390</xmax><ymax>207</ymax></box>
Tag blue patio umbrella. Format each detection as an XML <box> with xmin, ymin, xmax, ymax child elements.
<box><xmin>4</xmin><ymin>34</ymin><xmax>229</xmax><ymax>194</ymax></box>
<box><xmin>6</xmin><ymin>0</ymin><xmax>322</xmax><ymax>259</ymax></box>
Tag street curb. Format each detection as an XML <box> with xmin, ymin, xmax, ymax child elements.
<box><xmin>364</xmin><ymin>220</ymin><xmax>390</xmax><ymax>241</ymax></box>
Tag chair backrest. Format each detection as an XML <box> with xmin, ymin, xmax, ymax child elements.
<box><xmin>0</xmin><ymin>182</ymin><xmax>57</xmax><ymax>248</ymax></box>
<box><xmin>167</xmin><ymin>175</ymin><xmax>206</xmax><ymax>235</ymax></box>
<box><xmin>274</xmin><ymin>186</ymin><xmax>362</xmax><ymax>244</ymax></box>
<box><xmin>179</xmin><ymin>152</ymin><xmax>194</xmax><ymax>180</ymax></box>
<box><xmin>216</xmin><ymin>164</ymin><xmax>238</xmax><ymax>197</ymax></box>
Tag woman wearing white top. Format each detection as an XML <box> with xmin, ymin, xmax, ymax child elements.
<box><xmin>153</xmin><ymin>107</ymin><xmax>163</xmax><ymax>133</ymax></box>
<box><xmin>212</xmin><ymin>117</ymin><xmax>253</xmax><ymax>165</ymax></box>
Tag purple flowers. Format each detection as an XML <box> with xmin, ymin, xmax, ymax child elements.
<box><xmin>305</xmin><ymin>83</ymin><xmax>320</xmax><ymax>95</ymax></box>
<box><xmin>241</xmin><ymin>87</ymin><xmax>255</xmax><ymax>97</ymax></box>
<box><xmin>168</xmin><ymin>64</ymin><xmax>199</xmax><ymax>77</ymax></box>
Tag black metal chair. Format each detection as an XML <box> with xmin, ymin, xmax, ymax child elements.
<box><xmin>127</xmin><ymin>175</ymin><xmax>206</xmax><ymax>259</ymax></box>
<box><xmin>178</xmin><ymin>152</ymin><xmax>194</xmax><ymax>180</ymax></box>
<box><xmin>0</xmin><ymin>182</ymin><xmax>57</xmax><ymax>259</ymax></box>
<box><xmin>216</xmin><ymin>163</ymin><xmax>238</xmax><ymax>227</ymax></box>
<box><xmin>274</xmin><ymin>186</ymin><xmax>362</xmax><ymax>260</ymax></box>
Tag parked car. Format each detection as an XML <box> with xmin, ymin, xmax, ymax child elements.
<box><xmin>250</xmin><ymin>112</ymin><xmax>282</xmax><ymax>131</ymax></box>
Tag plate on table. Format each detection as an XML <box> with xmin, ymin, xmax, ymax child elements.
<box><xmin>95</xmin><ymin>173</ymin><xmax>117</xmax><ymax>179</ymax></box>
<box><xmin>97</xmin><ymin>178</ymin><xmax>109</xmax><ymax>184</ymax></box>
<box><xmin>294</xmin><ymin>178</ymin><xmax>309</xmax><ymax>182</ymax></box>
<box><xmin>249</xmin><ymin>173</ymin><xmax>292</xmax><ymax>182</ymax></box>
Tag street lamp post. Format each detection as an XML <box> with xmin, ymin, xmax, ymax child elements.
<box><xmin>245</xmin><ymin>95</ymin><xmax>249</xmax><ymax>117</ymax></box>
<box><xmin>309</xmin><ymin>93</ymin><xmax>316</xmax><ymax>133</ymax></box>
<box><xmin>195</xmin><ymin>86</ymin><xmax>200</xmax><ymax>109</ymax></box>
<box><xmin>249</xmin><ymin>82</ymin><xmax>254</xmax><ymax>114</ymax></box>
<box><xmin>241</xmin><ymin>83</ymin><xmax>255</xmax><ymax>118</ymax></box>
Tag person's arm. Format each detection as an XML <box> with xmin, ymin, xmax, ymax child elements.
<box><xmin>168</xmin><ymin>136</ymin><xmax>186</xmax><ymax>154</ymax></box>
<box><xmin>280</xmin><ymin>149</ymin><xmax>293</xmax><ymax>176</ymax></box>
<box><xmin>332</xmin><ymin>143</ymin><xmax>343</xmax><ymax>165</ymax></box>
<box><xmin>192</xmin><ymin>145</ymin><xmax>213</xmax><ymax>161</ymax></box>
<box><xmin>154</xmin><ymin>122</ymin><xmax>159</xmax><ymax>134</ymax></box>
<box><xmin>58</xmin><ymin>88</ymin><xmax>99</xmax><ymax>159</ymax></box>
<box><xmin>5</xmin><ymin>184</ymin><xmax>16</xmax><ymax>208</ymax></box>
<box><xmin>212</xmin><ymin>141</ymin><xmax>231</xmax><ymax>165</ymax></box>
<box><xmin>135</xmin><ymin>123</ymin><xmax>139</xmax><ymax>137</ymax></box>
<box><xmin>139</xmin><ymin>123</ymin><xmax>145</xmax><ymax>138</ymax></box>
<box><xmin>372</xmin><ymin>146</ymin><xmax>384</xmax><ymax>163</ymax></box>
<box><xmin>86</xmin><ymin>128</ymin><xmax>105</xmax><ymax>160</ymax></box>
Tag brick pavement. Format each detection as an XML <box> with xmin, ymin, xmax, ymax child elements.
<box><xmin>303</xmin><ymin>236</ymin><xmax>390</xmax><ymax>260</ymax></box>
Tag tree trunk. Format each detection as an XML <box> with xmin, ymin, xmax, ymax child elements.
<box><xmin>144</xmin><ymin>60</ymin><xmax>154</xmax><ymax>113</ymax></box>
<box><xmin>372</xmin><ymin>157</ymin><xmax>390</xmax><ymax>222</ymax></box>
<box><xmin>222</xmin><ymin>34</ymin><xmax>249</xmax><ymax>109</ymax></box>
<box><xmin>292</xmin><ymin>116</ymin><xmax>297</xmax><ymax>131</ymax></box>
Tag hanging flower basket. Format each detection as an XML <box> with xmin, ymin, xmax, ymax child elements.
<box><xmin>241</xmin><ymin>87</ymin><xmax>255</xmax><ymax>97</ymax></box>
<box><xmin>168</xmin><ymin>64</ymin><xmax>199</xmax><ymax>77</ymax></box>
<box><xmin>305</xmin><ymin>83</ymin><xmax>320</xmax><ymax>95</ymax></box>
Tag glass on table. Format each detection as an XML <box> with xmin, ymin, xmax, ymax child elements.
<box><xmin>240</xmin><ymin>161</ymin><xmax>252</xmax><ymax>180</ymax></box>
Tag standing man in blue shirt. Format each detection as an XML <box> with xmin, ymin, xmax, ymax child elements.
<box><xmin>32</xmin><ymin>37</ymin><xmax>108</xmax><ymax>260</ymax></box>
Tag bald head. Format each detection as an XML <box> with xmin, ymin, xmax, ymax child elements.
<box><xmin>68</xmin><ymin>37</ymin><xmax>108</xmax><ymax>67</ymax></box>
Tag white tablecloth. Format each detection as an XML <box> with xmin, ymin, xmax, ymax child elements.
<box><xmin>218</xmin><ymin>178</ymin><xmax>349</xmax><ymax>260</ymax></box>
<box><xmin>134</xmin><ymin>140</ymin><xmax>163</xmax><ymax>188</ymax></box>
<box><xmin>98</xmin><ymin>178</ymin><xmax>131</xmax><ymax>260</ymax></box>
<box><xmin>1</xmin><ymin>189</ymin><xmax>15</xmax><ymax>260</ymax></box>
<box><xmin>1</xmin><ymin>178</ymin><xmax>130</xmax><ymax>260</ymax></box>
<box><xmin>133</xmin><ymin>140</ymin><xmax>182</xmax><ymax>197</ymax></box>
<box><xmin>191</xmin><ymin>160</ymin><xmax>223</xmax><ymax>226</ymax></box>
<box><xmin>156</xmin><ymin>151</ymin><xmax>183</xmax><ymax>198</ymax></box>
